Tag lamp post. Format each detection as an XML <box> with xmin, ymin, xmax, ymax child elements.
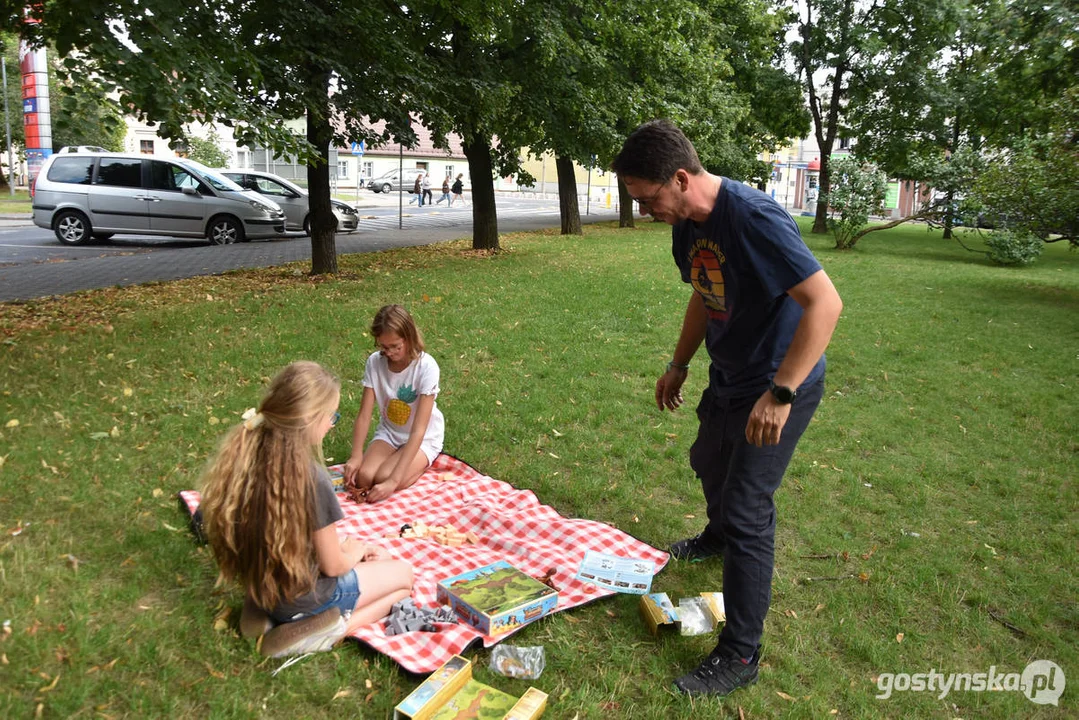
<box><xmin>1</xmin><ymin>57</ymin><xmax>13</xmax><ymax>195</ymax></box>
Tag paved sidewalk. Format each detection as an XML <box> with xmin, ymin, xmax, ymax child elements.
<box><xmin>0</xmin><ymin>208</ymin><xmax>619</xmax><ymax>302</ymax></box>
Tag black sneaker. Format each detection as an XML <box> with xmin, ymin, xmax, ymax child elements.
<box><xmin>669</xmin><ymin>531</ymin><xmax>725</xmax><ymax>561</ymax></box>
<box><xmin>674</xmin><ymin>646</ymin><xmax>760</xmax><ymax>697</ymax></box>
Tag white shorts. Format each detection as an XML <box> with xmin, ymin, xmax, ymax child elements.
<box><xmin>370</xmin><ymin>427</ymin><xmax>442</xmax><ymax>466</ymax></box>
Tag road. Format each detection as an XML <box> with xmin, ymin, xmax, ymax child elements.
<box><xmin>0</xmin><ymin>193</ymin><xmax>621</xmax><ymax>302</ymax></box>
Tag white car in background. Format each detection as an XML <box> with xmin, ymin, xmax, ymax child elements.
<box><xmin>221</xmin><ymin>170</ymin><xmax>359</xmax><ymax>235</ymax></box>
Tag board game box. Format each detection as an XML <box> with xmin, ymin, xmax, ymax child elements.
<box><xmin>394</xmin><ymin>655</ymin><xmax>547</xmax><ymax>720</ymax></box>
<box><xmin>436</xmin><ymin>561</ymin><xmax>559</xmax><ymax>636</ymax></box>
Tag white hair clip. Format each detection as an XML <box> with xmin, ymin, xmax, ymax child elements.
<box><xmin>242</xmin><ymin>407</ymin><xmax>264</xmax><ymax>430</ymax></box>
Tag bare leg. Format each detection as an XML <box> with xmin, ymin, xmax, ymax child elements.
<box><xmin>365</xmin><ymin>447</ymin><xmax>430</xmax><ymax>502</ymax></box>
<box><xmin>347</xmin><ymin>559</ymin><xmax>414</xmax><ymax>632</ymax></box>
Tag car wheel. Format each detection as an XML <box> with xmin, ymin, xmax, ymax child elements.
<box><xmin>207</xmin><ymin>215</ymin><xmax>244</xmax><ymax>245</ymax></box>
<box><xmin>303</xmin><ymin>215</ymin><xmax>311</xmax><ymax>236</ymax></box>
<box><xmin>53</xmin><ymin>210</ymin><xmax>92</xmax><ymax>246</ymax></box>
<box><xmin>91</xmin><ymin>232</ymin><xmax>114</xmax><ymax>243</ymax></box>
<box><xmin>380</xmin><ymin>183</ymin><xmax>392</xmax><ymax>194</ymax></box>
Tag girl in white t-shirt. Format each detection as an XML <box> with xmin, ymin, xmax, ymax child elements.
<box><xmin>344</xmin><ymin>305</ymin><xmax>445</xmax><ymax>503</ymax></box>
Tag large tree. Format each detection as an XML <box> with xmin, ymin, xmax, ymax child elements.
<box><xmin>843</xmin><ymin>0</ymin><xmax>1077</xmax><ymax>238</ymax></box>
<box><xmin>790</xmin><ymin>0</ymin><xmax>945</xmax><ymax>233</ymax></box>
<box><xmin>30</xmin><ymin>0</ymin><xmax>425</xmax><ymax>273</ymax></box>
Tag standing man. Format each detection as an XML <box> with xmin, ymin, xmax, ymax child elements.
<box><xmin>611</xmin><ymin>120</ymin><xmax>842</xmax><ymax>697</ymax></box>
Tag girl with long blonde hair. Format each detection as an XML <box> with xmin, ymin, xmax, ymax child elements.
<box><xmin>201</xmin><ymin>361</ymin><xmax>413</xmax><ymax>657</ymax></box>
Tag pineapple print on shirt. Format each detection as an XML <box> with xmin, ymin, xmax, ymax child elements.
<box><xmin>387</xmin><ymin>384</ymin><xmax>418</xmax><ymax>425</ymax></box>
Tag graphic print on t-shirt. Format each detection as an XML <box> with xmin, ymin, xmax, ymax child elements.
<box><xmin>387</xmin><ymin>384</ymin><xmax>417</xmax><ymax>425</ymax></box>
<box><xmin>690</xmin><ymin>237</ymin><xmax>728</xmax><ymax>320</ymax></box>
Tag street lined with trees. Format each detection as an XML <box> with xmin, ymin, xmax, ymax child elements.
<box><xmin>2</xmin><ymin>0</ymin><xmax>1075</xmax><ymax>269</ymax></box>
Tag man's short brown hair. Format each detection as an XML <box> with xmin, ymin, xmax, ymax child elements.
<box><xmin>611</xmin><ymin>119</ymin><xmax>704</xmax><ymax>182</ymax></box>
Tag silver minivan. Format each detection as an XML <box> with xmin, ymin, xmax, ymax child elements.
<box><xmin>31</xmin><ymin>152</ymin><xmax>286</xmax><ymax>245</ymax></box>
<box><xmin>366</xmin><ymin>168</ymin><xmax>425</xmax><ymax>194</ymax></box>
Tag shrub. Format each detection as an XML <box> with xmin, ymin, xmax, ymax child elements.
<box><xmin>984</xmin><ymin>228</ymin><xmax>1043</xmax><ymax>266</ymax></box>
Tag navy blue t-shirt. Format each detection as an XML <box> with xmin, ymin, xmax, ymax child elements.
<box><xmin>672</xmin><ymin>179</ymin><xmax>824</xmax><ymax>398</ymax></box>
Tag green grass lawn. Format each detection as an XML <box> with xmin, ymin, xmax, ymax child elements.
<box><xmin>0</xmin><ymin>189</ymin><xmax>33</xmax><ymax>215</ymax></box>
<box><xmin>0</xmin><ymin>219</ymin><xmax>1075</xmax><ymax>718</ymax></box>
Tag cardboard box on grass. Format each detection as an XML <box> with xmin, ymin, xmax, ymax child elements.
<box><xmin>394</xmin><ymin>654</ymin><xmax>547</xmax><ymax>720</ymax></box>
<box><xmin>640</xmin><ymin>591</ymin><xmax>725</xmax><ymax>636</ymax></box>
<box><xmin>436</xmin><ymin>561</ymin><xmax>558</xmax><ymax>636</ymax></box>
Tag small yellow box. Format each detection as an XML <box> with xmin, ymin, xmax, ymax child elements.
<box><xmin>700</xmin><ymin>592</ymin><xmax>725</xmax><ymax>625</ymax></box>
<box><xmin>639</xmin><ymin>592</ymin><xmax>679</xmax><ymax>636</ymax></box>
<box><xmin>394</xmin><ymin>655</ymin><xmax>547</xmax><ymax>720</ymax></box>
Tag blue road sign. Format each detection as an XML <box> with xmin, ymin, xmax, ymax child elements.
<box><xmin>351</xmin><ymin>141</ymin><xmax>366</xmax><ymax>156</ymax></box>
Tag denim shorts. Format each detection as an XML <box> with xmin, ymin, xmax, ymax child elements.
<box><xmin>294</xmin><ymin>568</ymin><xmax>361</xmax><ymax>621</ymax></box>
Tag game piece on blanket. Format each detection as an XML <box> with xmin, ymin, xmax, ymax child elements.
<box><xmin>385</xmin><ymin>598</ymin><xmax>457</xmax><ymax>636</ymax></box>
<box><xmin>178</xmin><ymin>453</ymin><xmax>670</xmax><ymax>673</ymax></box>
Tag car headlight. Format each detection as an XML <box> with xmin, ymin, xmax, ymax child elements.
<box><xmin>333</xmin><ymin>202</ymin><xmax>357</xmax><ymax>216</ymax></box>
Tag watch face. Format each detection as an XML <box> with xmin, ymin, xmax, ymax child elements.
<box><xmin>771</xmin><ymin>384</ymin><xmax>795</xmax><ymax>404</ymax></box>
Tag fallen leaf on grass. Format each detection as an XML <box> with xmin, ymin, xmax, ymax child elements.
<box><xmin>896</xmin><ymin>633</ymin><xmax>905</xmax><ymax>643</ymax></box>
<box><xmin>332</xmin><ymin>689</ymin><xmax>351</xmax><ymax>701</ymax></box>
<box><xmin>784</xmin><ymin>609</ymin><xmax>798</xmax><ymax>618</ymax></box>
<box><xmin>0</xmin><ymin>653</ymin><xmax>7</xmax><ymax>664</ymax></box>
<box><xmin>152</xmin><ymin>488</ymin><xmax>164</xmax><ymax>498</ymax></box>
<box><xmin>203</xmin><ymin>662</ymin><xmax>226</xmax><ymax>679</ymax></box>
<box><xmin>776</xmin><ymin>691</ymin><xmax>795</xmax><ymax>701</ymax></box>
<box><xmin>38</xmin><ymin>674</ymin><xmax>60</xmax><ymax>692</ymax></box>
<box><xmin>35</xmin><ymin>703</ymin><xmax>43</xmax><ymax>719</ymax></box>
<box><xmin>61</xmin><ymin>554</ymin><xmax>81</xmax><ymax>571</ymax></box>
<box><xmin>86</xmin><ymin>658</ymin><xmax>119</xmax><ymax>674</ymax></box>
<box><xmin>858</xmin><ymin>572</ymin><xmax>870</xmax><ymax>583</ymax></box>
<box><xmin>365</xmin><ymin>678</ymin><xmax>372</xmax><ymax>689</ymax></box>
<box><xmin>212</xmin><ymin>606</ymin><xmax>232</xmax><ymax>632</ymax></box>
<box><xmin>5</xmin><ymin>419</ymin><xmax>18</xmax><ymax>428</ymax></box>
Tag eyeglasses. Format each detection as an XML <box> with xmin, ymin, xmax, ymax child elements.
<box><xmin>633</xmin><ymin>178</ymin><xmax>671</xmax><ymax>212</ymax></box>
<box><xmin>331</xmin><ymin>411</ymin><xmax>340</xmax><ymax>427</ymax></box>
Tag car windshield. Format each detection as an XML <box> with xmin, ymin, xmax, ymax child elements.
<box><xmin>178</xmin><ymin>159</ymin><xmax>246</xmax><ymax>193</ymax></box>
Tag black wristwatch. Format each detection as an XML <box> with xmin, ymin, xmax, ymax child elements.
<box><xmin>769</xmin><ymin>380</ymin><xmax>797</xmax><ymax>404</ymax></box>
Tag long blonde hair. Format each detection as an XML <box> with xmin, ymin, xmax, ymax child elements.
<box><xmin>200</xmin><ymin>361</ymin><xmax>340</xmax><ymax>609</ymax></box>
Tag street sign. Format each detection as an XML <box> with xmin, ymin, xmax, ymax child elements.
<box><xmin>351</xmin><ymin>141</ymin><xmax>365</xmax><ymax>156</ymax></box>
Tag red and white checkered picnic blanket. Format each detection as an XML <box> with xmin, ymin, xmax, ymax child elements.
<box><xmin>179</xmin><ymin>453</ymin><xmax>669</xmax><ymax>673</ymax></box>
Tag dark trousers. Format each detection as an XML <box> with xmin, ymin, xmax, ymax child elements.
<box><xmin>689</xmin><ymin>377</ymin><xmax>824</xmax><ymax>658</ymax></box>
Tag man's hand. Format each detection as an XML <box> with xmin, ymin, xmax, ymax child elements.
<box><xmin>655</xmin><ymin>368</ymin><xmax>687</xmax><ymax>411</ymax></box>
<box><xmin>745</xmin><ymin>391</ymin><xmax>792</xmax><ymax>447</ymax></box>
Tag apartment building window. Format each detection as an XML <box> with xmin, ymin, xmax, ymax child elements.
<box><xmin>337</xmin><ymin>160</ymin><xmax>349</xmax><ymax>179</ymax></box>
<box><xmin>139</xmin><ymin>140</ymin><xmax>154</xmax><ymax>154</ymax></box>
<box><xmin>363</xmin><ymin>161</ymin><xmax>373</xmax><ymax>179</ymax></box>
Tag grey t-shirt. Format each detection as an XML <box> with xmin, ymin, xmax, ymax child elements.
<box><xmin>270</xmin><ymin>465</ymin><xmax>345</xmax><ymax>622</ymax></box>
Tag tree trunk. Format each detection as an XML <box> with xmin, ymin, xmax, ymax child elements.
<box><xmin>812</xmin><ymin>158</ymin><xmax>830</xmax><ymax>234</ymax></box>
<box><xmin>617</xmin><ymin>176</ymin><xmax>635</xmax><ymax>228</ymax></box>
<box><xmin>306</xmin><ymin>74</ymin><xmax>338</xmax><ymax>275</ymax></box>
<box><xmin>555</xmin><ymin>155</ymin><xmax>581</xmax><ymax>235</ymax></box>
<box><xmin>462</xmin><ymin>134</ymin><xmax>499</xmax><ymax>250</ymax></box>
